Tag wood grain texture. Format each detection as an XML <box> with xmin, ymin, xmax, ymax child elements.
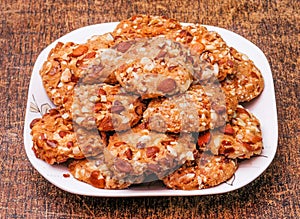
<box><xmin>0</xmin><ymin>0</ymin><xmax>299</xmax><ymax>218</ymax></box>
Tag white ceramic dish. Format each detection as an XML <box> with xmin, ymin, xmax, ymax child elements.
<box><xmin>24</xmin><ymin>22</ymin><xmax>278</xmax><ymax>197</ymax></box>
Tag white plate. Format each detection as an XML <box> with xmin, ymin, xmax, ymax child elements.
<box><xmin>24</xmin><ymin>22</ymin><xmax>278</xmax><ymax>197</ymax></box>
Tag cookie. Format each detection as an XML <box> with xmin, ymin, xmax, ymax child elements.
<box><xmin>143</xmin><ymin>83</ymin><xmax>237</xmax><ymax>133</ymax></box>
<box><xmin>203</xmin><ymin>82</ymin><xmax>238</xmax><ymax>127</ymax></box>
<box><xmin>39</xmin><ymin>42</ymin><xmax>83</xmax><ymax>111</ymax></box>
<box><xmin>30</xmin><ymin>108</ymin><xmax>107</xmax><ymax>164</ymax></box>
<box><xmin>221</xmin><ymin>48</ymin><xmax>264</xmax><ymax>102</ymax></box>
<box><xmin>174</xmin><ymin>26</ymin><xmax>264</xmax><ymax>102</ymax></box>
<box><xmin>113</xmin><ymin>14</ymin><xmax>182</xmax><ymax>39</ymax></box>
<box><xmin>103</xmin><ymin>124</ymin><xmax>196</xmax><ymax>183</ymax></box>
<box><xmin>72</xmin><ymin>83</ymin><xmax>146</xmax><ymax>131</ymax></box>
<box><xmin>39</xmin><ymin>34</ymin><xmax>115</xmax><ymax>112</ymax></box>
<box><xmin>162</xmin><ymin>151</ymin><xmax>237</xmax><ymax>190</ymax></box>
<box><xmin>113</xmin><ymin>37</ymin><xmax>194</xmax><ymax>98</ymax></box>
<box><xmin>69</xmin><ymin>154</ymin><xmax>131</xmax><ymax>189</ymax></box>
<box><xmin>79</xmin><ymin>47</ymin><xmax>122</xmax><ymax>84</ymax></box>
<box><xmin>85</xmin><ymin>32</ymin><xmax>116</xmax><ymax>50</ymax></box>
<box><xmin>198</xmin><ymin>105</ymin><xmax>263</xmax><ymax>159</ymax></box>
<box><xmin>113</xmin><ymin>16</ymin><xmax>234</xmax><ymax>82</ymax></box>
<box><xmin>168</xmin><ymin>24</ymin><xmax>235</xmax><ymax>82</ymax></box>
<box><xmin>143</xmin><ymin>84</ymin><xmax>211</xmax><ymax>133</ymax></box>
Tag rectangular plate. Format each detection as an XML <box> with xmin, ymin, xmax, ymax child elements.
<box><xmin>24</xmin><ymin>22</ymin><xmax>278</xmax><ymax>197</ymax></box>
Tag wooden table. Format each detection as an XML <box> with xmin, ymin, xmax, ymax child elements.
<box><xmin>1</xmin><ymin>0</ymin><xmax>299</xmax><ymax>218</ymax></box>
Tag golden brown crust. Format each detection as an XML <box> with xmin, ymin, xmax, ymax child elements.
<box><xmin>198</xmin><ymin>105</ymin><xmax>263</xmax><ymax>159</ymax></box>
<box><xmin>39</xmin><ymin>34</ymin><xmax>116</xmax><ymax>112</ymax></box>
<box><xmin>143</xmin><ymin>84</ymin><xmax>211</xmax><ymax>133</ymax></box>
<box><xmin>113</xmin><ymin>37</ymin><xmax>194</xmax><ymax>99</ymax></box>
<box><xmin>113</xmin><ymin>14</ymin><xmax>182</xmax><ymax>39</ymax></box>
<box><xmin>221</xmin><ymin>47</ymin><xmax>265</xmax><ymax>102</ymax></box>
<box><xmin>163</xmin><ymin>152</ymin><xmax>237</xmax><ymax>190</ymax></box>
<box><xmin>168</xmin><ymin>24</ymin><xmax>235</xmax><ymax>81</ymax></box>
<box><xmin>30</xmin><ymin>108</ymin><xmax>107</xmax><ymax>164</ymax></box>
<box><xmin>143</xmin><ymin>83</ymin><xmax>238</xmax><ymax>133</ymax></box>
<box><xmin>72</xmin><ymin>83</ymin><xmax>146</xmax><ymax>131</ymax></box>
<box><xmin>103</xmin><ymin>124</ymin><xmax>196</xmax><ymax>183</ymax></box>
<box><xmin>69</xmin><ymin>155</ymin><xmax>131</xmax><ymax>189</ymax></box>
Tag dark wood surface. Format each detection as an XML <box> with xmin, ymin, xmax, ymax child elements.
<box><xmin>1</xmin><ymin>0</ymin><xmax>299</xmax><ymax>218</ymax></box>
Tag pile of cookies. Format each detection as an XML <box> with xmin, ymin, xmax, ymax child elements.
<box><xmin>30</xmin><ymin>15</ymin><xmax>264</xmax><ymax>190</ymax></box>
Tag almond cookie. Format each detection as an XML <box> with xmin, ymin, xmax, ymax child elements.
<box><xmin>30</xmin><ymin>108</ymin><xmax>107</xmax><ymax>164</ymax></box>
<box><xmin>78</xmin><ymin>32</ymin><xmax>125</xmax><ymax>84</ymax></box>
<box><xmin>173</xmin><ymin>26</ymin><xmax>264</xmax><ymax>101</ymax></box>
<box><xmin>113</xmin><ymin>15</ymin><xmax>233</xmax><ymax>82</ymax></box>
<box><xmin>40</xmin><ymin>42</ymin><xmax>85</xmax><ymax>111</ymax></box>
<box><xmin>221</xmin><ymin>48</ymin><xmax>264</xmax><ymax>102</ymax></box>
<box><xmin>39</xmin><ymin>34</ymin><xmax>115</xmax><ymax>112</ymax></box>
<box><xmin>143</xmin><ymin>84</ymin><xmax>211</xmax><ymax>133</ymax></box>
<box><xmin>113</xmin><ymin>37</ymin><xmax>194</xmax><ymax>99</ymax></box>
<box><xmin>79</xmin><ymin>47</ymin><xmax>122</xmax><ymax>84</ymax></box>
<box><xmin>203</xmin><ymin>82</ymin><xmax>238</xmax><ymax>127</ymax></box>
<box><xmin>103</xmin><ymin>124</ymin><xmax>196</xmax><ymax>183</ymax></box>
<box><xmin>162</xmin><ymin>151</ymin><xmax>237</xmax><ymax>190</ymax></box>
<box><xmin>69</xmin><ymin>154</ymin><xmax>132</xmax><ymax>189</ymax></box>
<box><xmin>113</xmin><ymin>14</ymin><xmax>182</xmax><ymax>39</ymax></box>
<box><xmin>72</xmin><ymin>83</ymin><xmax>146</xmax><ymax>131</ymax></box>
<box><xmin>168</xmin><ymin>24</ymin><xmax>236</xmax><ymax>82</ymax></box>
<box><xmin>198</xmin><ymin>105</ymin><xmax>263</xmax><ymax>159</ymax></box>
<box><xmin>85</xmin><ymin>32</ymin><xmax>116</xmax><ymax>51</ymax></box>
<box><xmin>143</xmin><ymin>83</ymin><xmax>237</xmax><ymax>133</ymax></box>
